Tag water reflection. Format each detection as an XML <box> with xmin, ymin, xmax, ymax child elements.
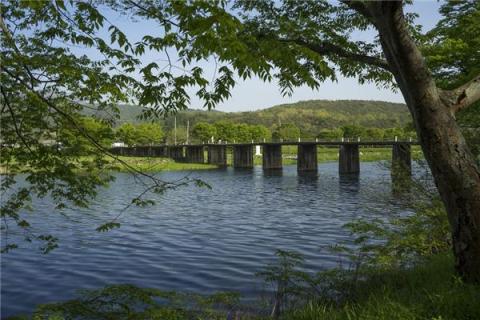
<box><xmin>297</xmin><ymin>171</ymin><xmax>318</xmax><ymax>182</ymax></box>
<box><xmin>339</xmin><ymin>173</ymin><xmax>360</xmax><ymax>193</ymax></box>
<box><xmin>263</xmin><ymin>169</ymin><xmax>283</xmax><ymax>177</ymax></box>
<box><xmin>2</xmin><ymin>163</ymin><xmax>410</xmax><ymax>317</ymax></box>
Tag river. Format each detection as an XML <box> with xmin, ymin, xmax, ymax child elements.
<box><xmin>1</xmin><ymin>162</ymin><xmax>411</xmax><ymax>317</ymax></box>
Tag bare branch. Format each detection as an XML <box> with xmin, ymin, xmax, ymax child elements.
<box><xmin>1</xmin><ymin>87</ymin><xmax>33</xmax><ymax>153</ymax></box>
<box><xmin>440</xmin><ymin>74</ymin><xmax>480</xmax><ymax>113</ymax></box>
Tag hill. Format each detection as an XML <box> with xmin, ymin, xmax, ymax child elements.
<box><xmin>89</xmin><ymin>99</ymin><xmax>412</xmax><ymax>137</ymax></box>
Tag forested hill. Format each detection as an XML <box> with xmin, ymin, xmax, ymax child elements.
<box><xmin>111</xmin><ymin>100</ymin><xmax>410</xmax><ymax>132</ymax></box>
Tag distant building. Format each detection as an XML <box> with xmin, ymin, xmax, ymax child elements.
<box><xmin>255</xmin><ymin>145</ymin><xmax>262</xmax><ymax>156</ymax></box>
<box><xmin>111</xmin><ymin>142</ymin><xmax>126</xmax><ymax>147</ymax></box>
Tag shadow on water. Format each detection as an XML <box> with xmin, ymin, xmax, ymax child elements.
<box><xmin>391</xmin><ymin>174</ymin><xmax>413</xmax><ymax>197</ymax></box>
<box><xmin>263</xmin><ymin>169</ymin><xmax>283</xmax><ymax>177</ymax></box>
<box><xmin>339</xmin><ymin>173</ymin><xmax>360</xmax><ymax>193</ymax></box>
<box><xmin>297</xmin><ymin>171</ymin><xmax>319</xmax><ymax>186</ymax></box>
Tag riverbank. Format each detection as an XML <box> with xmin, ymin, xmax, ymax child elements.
<box><xmin>99</xmin><ymin>146</ymin><xmax>423</xmax><ymax>171</ymax></box>
<box><xmin>17</xmin><ymin>253</ymin><xmax>480</xmax><ymax>320</ymax></box>
<box><xmin>284</xmin><ymin>253</ymin><xmax>480</xmax><ymax>320</ymax></box>
<box><xmin>1</xmin><ymin>146</ymin><xmax>423</xmax><ymax>174</ymax></box>
<box><xmin>104</xmin><ymin>156</ymin><xmax>218</xmax><ymax>172</ymax></box>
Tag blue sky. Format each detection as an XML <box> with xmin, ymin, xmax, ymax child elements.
<box><xmin>101</xmin><ymin>1</ymin><xmax>443</xmax><ymax>112</ymax></box>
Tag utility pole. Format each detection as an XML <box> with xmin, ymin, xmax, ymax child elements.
<box><xmin>174</xmin><ymin>116</ymin><xmax>177</xmax><ymax>145</ymax></box>
<box><xmin>186</xmin><ymin>120</ymin><xmax>189</xmax><ymax>144</ymax></box>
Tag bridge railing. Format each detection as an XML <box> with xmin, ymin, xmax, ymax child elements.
<box><xmin>110</xmin><ymin>136</ymin><xmax>418</xmax><ymax>148</ymax></box>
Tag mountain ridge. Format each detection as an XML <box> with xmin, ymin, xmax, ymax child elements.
<box><xmin>112</xmin><ymin>99</ymin><xmax>411</xmax><ymax>135</ymax></box>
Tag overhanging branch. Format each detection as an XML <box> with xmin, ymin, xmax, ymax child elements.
<box><xmin>340</xmin><ymin>0</ymin><xmax>373</xmax><ymax>21</ymax></box>
<box><xmin>280</xmin><ymin>38</ymin><xmax>392</xmax><ymax>72</ymax></box>
<box><xmin>440</xmin><ymin>74</ymin><xmax>480</xmax><ymax>113</ymax></box>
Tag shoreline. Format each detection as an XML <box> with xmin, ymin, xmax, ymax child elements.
<box><xmin>1</xmin><ymin>147</ymin><xmax>424</xmax><ymax>174</ymax></box>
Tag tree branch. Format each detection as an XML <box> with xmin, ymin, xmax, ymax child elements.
<box><xmin>440</xmin><ymin>74</ymin><xmax>480</xmax><ymax>113</ymax></box>
<box><xmin>280</xmin><ymin>38</ymin><xmax>392</xmax><ymax>72</ymax></box>
<box><xmin>340</xmin><ymin>0</ymin><xmax>373</xmax><ymax>21</ymax></box>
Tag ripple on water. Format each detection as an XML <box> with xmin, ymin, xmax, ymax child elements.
<box><xmin>2</xmin><ymin>163</ymin><xmax>411</xmax><ymax>317</ymax></box>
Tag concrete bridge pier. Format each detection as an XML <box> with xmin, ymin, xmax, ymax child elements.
<box><xmin>262</xmin><ymin>144</ymin><xmax>282</xmax><ymax>170</ymax></box>
<box><xmin>111</xmin><ymin>147</ymin><xmax>123</xmax><ymax>156</ymax></box>
<box><xmin>339</xmin><ymin>144</ymin><xmax>360</xmax><ymax>174</ymax></box>
<box><xmin>207</xmin><ymin>145</ymin><xmax>227</xmax><ymax>167</ymax></box>
<box><xmin>233</xmin><ymin>145</ymin><xmax>254</xmax><ymax>168</ymax></box>
<box><xmin>297</xmin><ymin>143</ymin><xmax>318</xmax><ymax>172</ymax></box>
<box><xmin>186</xmin><ymin>146</ymin><xmax>205</xmax><ymax>163</ymax></box>
<box><xmin>169</xmin><ymin>146</ymin><xmax>184</xmax><ymax>161</ymax></box>
<box><xmin>162</xmin><ymin>146</ymin><xmax>169</xmax><ymax>157</ymax></box>
<box><xmin>392</xmin><ymin>144</ymin><xmax>412</xmax><ymax>176</ymax></box>
<box><xmin>126</xmin><ymin>147</ymin><xmax>136</xmax><ymax>156</ymax></box>
<box><xmin>139</xmin><ymin>146</ymin><xmax>152</xmax><ymax>157</ymax></box>
<box><xmin>391</xmin><ymin>144</ymin><xmax>412</xmax><ymax>192</ymax></box>
<box><xmin>151</xmin><ymin>146</ymin><xmax>163</xmax><ymax>157</ymax></box>
<box><xmin>153</xmin><ymin>146</ymin><xmax>168</xmax><ymax>157</ymax></box>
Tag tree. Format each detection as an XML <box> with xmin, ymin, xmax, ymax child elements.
<box><xmin>214</xmin><ymin>121</ymin><xmax>236</xmax><ymax>142</ymax></box>
<box><xmin>272</xmin><ymin>124</ymin><xmax>301</xmax><ymax>141</ymax></box>
<box><xmin>116</xmin><ymin>123</ymin><xmax>138</xmax><ymax>146</ymax></box>
<box><xmin>60</xmin><ymin>117</ymin><xmax>115</xmax><ymax>153</ymax></box>
<box><xmin>383</xmin><ymin>128</ymin><xmax>405</xmax><ymax>140</ymax></box>
<box><xmin>249</xmin><ymin>125</ymin><xmax>272</xmax><ymax>141</ymax></box>
<box><xmin>365</xmin><ymin>128</ymin><xmax>384</xmax><ymax>141</ymax></box>
<box><xmin>317</xmin><ymin>128</ymin><xmax>344</xmax><ymax>140</ymax></box>
<box><xmin>0</xmin><ymin>0</ymin><xmax>223</xmax><ymax>252</ymax></box>
<box><xmin>192</xmin><ymin>122</ymin><xmax>217</xmax><ymax>143</ymax></box>
<box><xmin>135</xmin><ymin>123</ymin><xmax>164</xmax><ymax>145</ymax></box>
<box><xmin>121</xmin><ymin>0</ymin><xmax>480</xmax><ymax>281</ymax></box>
<box><xmin>234</xmin><ymin>123</ymin><xmax>253</xmax><ymax>142</ymax></box>
<box><xmin>165</xmin><ymin>126</ymin><xmax>188</xmax><ymax>145</ymax></box>
<box><xmin>2</xmin><ymin>0</ymin><xmax>479</xmax><ymax>281</ymax></box>
<box><xmin>341</xmin><ymin>125</ymin><xmax>366</xmax><ymax>139</ymax></box>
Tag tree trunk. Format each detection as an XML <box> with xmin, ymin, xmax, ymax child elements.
<box><xmin>370</xmin><ymin>2</ymin><xmax>480</xmax><ymax>282</ymax></box>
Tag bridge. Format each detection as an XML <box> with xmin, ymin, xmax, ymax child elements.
<box><xmin>110</xmin><ymin>140</ymin><xmax>419</xmax><ymax>176</ymax></box>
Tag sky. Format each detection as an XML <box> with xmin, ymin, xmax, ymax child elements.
<box><xmin>101</xmin><ymin>1</ymin><xmax>443</xmax><ymax>112</ymax></box>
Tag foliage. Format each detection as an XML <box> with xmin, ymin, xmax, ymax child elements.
<box><xmin>116</xmin><ymin>122</ymin><xmax>164</xmax><ymax>146</ymax></box>
<box><xmin>10</xmin><ymin>284</ymin><xmax>243</xmax><ymax>320</ymax></box>
<box><xmin>59</xmin><ymin>117</ymin><xmax>114</xmax><ymax>153</ymax></box>
<box><xmin>0</xmin><ymin>0</ymin><xmax>259</xmax><ymax>252</ymax></box>
<box><xmin>192</xmin><ymin>122</ymin><xmax>217</xmax><ymax>143</ymax></box>
<box><xmin>213</xmin><ymin>121</ymin><xmax>237</xmax><ymax>142</ymax></box>
<box><xmin>284</xmin><ymin>253</ymin><xmax>480</xmax><ymax>320</ymax></box>
<box><xmin>341</xmin><ymin>125</ymin><xmax>365</xmax><ymax>139</ymax></box>
<box><xmin>253</xmin><ymin>163</ymin><xmax>454</xmax><ymax>318</ymax></box>
<box><xmin>317</xmin><ymin>128</ymin><xmax>344</xmax><ymax>140</ymax></box>
<box><xmin>332</xmin><ymin>162</ymin><xmax>451</xmax><ymax>269</ymax></box>
<box><xmin>272</xmin><ymin>124</ymin><xmax>300</xmax><ymax>141</ymax></box>
<box><xmin>457</xmin><ymin>102</ymin><xmax>480</xmax><ymax>159</ymax></box>
<box><xmin>250</xmin><ymin>124</ymin><xmax>272</xmax><ymax>142</ymax></box>
<box><xmin>110</xmin><ymin>100</ymin><xmax>412</xmax><ymax>139</ymax></box>
<box><xmin>116</xmin><ymin>123</ymin><xmax>137</xmax><ymax>146</ymax></box>
<box><xmin>423</xmin><ymin>0</ymin><xmax>480</xmax><ymax>89</ymax></box>
<box><xmin>422</xmin><ymin>0</ymin><xmax>480</xmax><ymax>159</ymax></box>
<box><xmin>195</xmin><ymin>120</ymin><xmax>272</xmax><ymax>143</ymax></box>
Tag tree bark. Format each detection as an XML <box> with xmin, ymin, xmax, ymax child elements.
<box><xmin>368</xmin><ymin>2</ymin><xmax>480</xmax><ymax>282</ymax></box>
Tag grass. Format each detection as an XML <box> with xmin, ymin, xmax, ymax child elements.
<box><xmin>249</xmin><ymin>146</ymin><xmax>423</xmax><ymax>166</ymax></box>
<box><xmin>103</xmin><ymin>156</ymin><xmax>218</xmax><ymax>172</ymax></box>
<box><xmin>14</xmin><ymin>253</ymin><xmax>479</xmax><ymax>320</ymax></box>
<box><xmin>1</xmin><ymin>146</ymin><xmax>423</xmax><ymax>173</ymax></box>
<box><xmin>284</xmin><ymin>253</ymin><xmax>480</xmax><ymax>320</ymax></box>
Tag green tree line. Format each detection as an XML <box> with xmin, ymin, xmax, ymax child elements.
<box><xmin>71</xmin><ymin>117</ymin><xmax>417</xmax><ymax>148</ymax></box>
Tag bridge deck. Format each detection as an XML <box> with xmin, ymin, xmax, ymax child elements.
<box><xmin>195</xmin><ymin>141</ymin><xmax>419</xmax><ymax>147</ymax></box>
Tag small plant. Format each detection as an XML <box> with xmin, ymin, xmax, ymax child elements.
<box><xmin>11</xmin><ymin>285</ymin><xmax>243</xmax><ymax>320</ymax></box>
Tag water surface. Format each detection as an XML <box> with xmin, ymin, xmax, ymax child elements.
<box><xmin>2</xmin><ymin>163</ymin><xmax>407</xmax><ymax>317</ymax></box>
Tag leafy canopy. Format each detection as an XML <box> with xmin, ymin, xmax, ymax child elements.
<box><xmin>2</xmin><ymin>0</ymin><xmax>478</xmax><ymax>252</ymax></box>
